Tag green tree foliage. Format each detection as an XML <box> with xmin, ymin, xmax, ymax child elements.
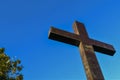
<box><xmin>0</xmin><ymin>48</ymin><xmax>23</xmax><ymax>80</ymax></box>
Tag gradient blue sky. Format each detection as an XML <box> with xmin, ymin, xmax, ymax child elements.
<box><xmin>0</xmin><ymin>0</ymin><xmax>120</xmax><ymax>80</ymax></box>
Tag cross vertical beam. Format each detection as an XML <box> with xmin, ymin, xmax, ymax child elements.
<box><xmin>80</xmin><ymin>43</ymin><xmax>104</xmax><ymax>80</ymax></box>
<box><xmin>73</xmin><ymin>21</ymin><xmax>104</xmax><ymax>79</ymax></box>
<box><xmin>48</xmin><ymin>21</ymin><xmax>116</xmax><ymax>80</ymax></box>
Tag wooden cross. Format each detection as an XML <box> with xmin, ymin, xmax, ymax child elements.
<box><xmin>48</xmin><ymin>21</ymin><xmax>115</xmax><ymax>80</ymax></box>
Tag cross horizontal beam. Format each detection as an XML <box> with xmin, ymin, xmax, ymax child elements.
<box><xmin>48</xmin><ymin>26</ymin><xmax>115</xmax><ymax>56</ymax></box>
<box><xmin>48</xmin><ymin>27</ymin><xmax>81</xmax><ymax>46</ymax></box>
<box><xmin>90</xmin><ymin>39</ymin><xmax>115</xmax><ymax>55</ymax></box>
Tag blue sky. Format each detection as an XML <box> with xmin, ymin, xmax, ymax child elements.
<box><xmin>0</xmin><ymin>0</ymin><xmax>120</xmax><ymax>80</ymax></box>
